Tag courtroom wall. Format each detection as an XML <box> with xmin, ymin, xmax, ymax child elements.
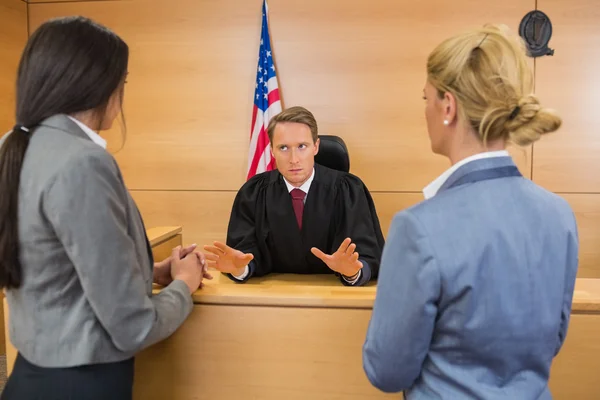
<box><xmin>24</xmin><ymin>0</ymin><xmax>600</xmax><ymax>277</ymax></box>
<box><xmin>0</xmin><ymin>0</ymin><xmax>26</xmax><ymax>132</ymax></box>
<box><xmin>0</xmin><ymin>0</ymin><xmax>27</xmax><ymax>355</ymax></box>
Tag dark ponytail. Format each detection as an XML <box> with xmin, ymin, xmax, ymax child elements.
<box><xmin>0</xmin><ymin>126</ymin><xmax>30</xmax><ymax>288</ymax></box>
<box><xmin>0</xmin><ymin>16</ymin><xmax>129</xmax><ymax>289</ymax></box>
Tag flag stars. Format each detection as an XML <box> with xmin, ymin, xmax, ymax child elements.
<box><xmin>258</xmin><ymin>66</ymin><xmax>263</xmax><ymax>73</ymax></box>
<box><xmin>263</xmin><ymin>93</ymin><xmax>268</xmax><ymax>99</ymax></box>
<box><xmin>267</xmin><ymin>50</ymin><xmax>272</xmax><ymax>57</ymax></box>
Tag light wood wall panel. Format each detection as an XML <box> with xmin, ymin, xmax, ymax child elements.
<box><xmin>29</xmin><ymin>0</ymin><xmax>533</xmax><ymax>192</ymax></box>
<box><xmin>133</xmin><ymin>190</ymin><xmax>600</xmax><ymax>278</ymax></box>
<box><xmin>0</xmin><ymin>0</ymin><xmax>27</xmax><ymax>132</ymax></box>
<box><xmin>29</xmin><ymin>0</ymin><xmax>263</xmax><ymax>191</ymax></box>
<box><xmin>33</xmin><ymin>0</ymin><xmax>600</xmax><ymax>276</ymax></box>
<box><xmin>532</xmin><ymin>0</ymin><xmax>600</xmax><ymax>192</ymax></box>
<box><xmin>549</xmin><ymin>314</ymin><xmax>600</xmax><ymax>399</ymax></box>
<box><xmin>0</xmin><ymin>0</ymin><xmax>27</xmax><ymax>356</ymax></box>
<box><xmin>562</xmin><ymin>194</ymin><xmax>600</xmax><ymax>278</ymax></box>
<box><xmin>131</xmin><ymin>190</ymin><xmax>424</xmax><ymax>253</ymax></box>
<box><xmin>130</xmin><ymin>190</ymin><xmax>236</xmax><ymax>251</ymax></box>
<box><xmin>267</xmin><ymin>0</ymin><xmax>533</xmax><ymax>190</ymax></box>
<box><xmin>134</xmin><ymin>305</ymin><xmax>395</xmax><ymax>400</ymax></box>
<box><xmin>27</xmin><ymin>0</ymin><xmax>118</xmax><ymax>3</ymax></box>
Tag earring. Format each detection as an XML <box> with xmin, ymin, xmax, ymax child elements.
<box><xmin>443</xmin><ymin>120</ymin><xmax>449</xmax><ymax>125</ymax></box>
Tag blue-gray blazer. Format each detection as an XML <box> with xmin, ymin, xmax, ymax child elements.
<box><xmin>363</xmin><ymin>155</ymin><xmax>578</xmax><ymax>399</ymax></box>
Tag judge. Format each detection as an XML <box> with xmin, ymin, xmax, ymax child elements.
<box><xmin>204</xmin><ymin>106</ymin><xmax>384</xmax><ymax>286</ymax></box>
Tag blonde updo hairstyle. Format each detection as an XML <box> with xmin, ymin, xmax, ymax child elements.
<box><xmin>426</xmin><ymin>24</ymin><xmax>561</xmax><ymax>146</ymax></box>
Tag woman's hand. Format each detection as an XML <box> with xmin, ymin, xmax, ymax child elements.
<box><xmin>153</xmin><ymin>243</ymin><xmax>198</xmax><ymax>286</ymax></box>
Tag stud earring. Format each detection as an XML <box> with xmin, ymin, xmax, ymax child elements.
<box><xmin>443</xmin><ymin>120</ymin><xmax>449</xmax><ymax>125</ymax></box>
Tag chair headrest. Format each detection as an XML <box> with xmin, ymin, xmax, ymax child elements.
<box><xmin>315</xmin><ymin>135</ymin><xmax>350</xmax><ymax>172</ymax></box>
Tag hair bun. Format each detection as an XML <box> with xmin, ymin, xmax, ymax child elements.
<box><xmin>506</xmin><ymin>94</ymin><xmax>562</xmax><ymax>146</ymax></box>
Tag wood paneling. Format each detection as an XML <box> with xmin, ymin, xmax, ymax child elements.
<box><xmin>133</xmin><ymin>304</ymin><xmax>396</xmax><ymax>400</ymax></box>
<box><xmin>372</xmin><ymin>192</ymin><xmax>600</xmax><ymax>279</ymax></box>
<box><xmin>3</xmin><ymin>300</ymin><xmax>15</xmax><ymax>373</ymax></box>
<box><xmin>29</xmin><ymin>0</ymin><xmax>533</xmax><ymax>192</ymax></box>
<box><xmin>562</xmin><ymin>194</ymin><xmax>600</xmax><ymax>278</ymax></box>
<box><xmin>132</xmin><ymin>303</ymin><xmax>600</xmax><ymax>400</ymax></box>
<box><xmin>532</xmin><ymin>0</ymin><xmax>600</xmax><ymax>192</ymax></box>
<box><xmin>133</xmin><ymin>190</ymin><xmax>600</xmax><ymax>278</ymax></box>
<box><xmin>131</xmin><ymin>190</ymin><xmax>236</xmax><ymax>249</ymax></box>
<box><xmin>131</xmin><ymin>190</ymin><xmax>424</xmax><ymax>248</ymax></box>
<box><xmin>27</xmin><ymin>0</ymin><xmax>117</xmax><ymax>3</ymax></box>
<box><xmin>151</xmin><ymin>234</ymin><xmax>182</xmax><ymax>262</ymax></box>
<box><xmin>29</xmin><ymin>0</ymin><xmax>263</xmax><ymax>191</ymax></box>
<box><xmin>0</xmin><ymin>0</ymin><xmax>27</xmax><ymax>133</ymax></box>
<box><xmin>372</xmin><ymin>192</ymin><xmax>424</xmax><ymax>236</ymax></box>
<box><xmin>0</xmin><ymin>0</ymin><xmax>26</xmax><ymax>356</ymax></box>
<box><xmin>267</xmin><ymin>0</ymin><xmax>533</xmax><ymax>189</ymax></box>
<box><xmin>549</xmin><ymin>314</ymin><xmax>600</xmax><ymax>399</ymax></box>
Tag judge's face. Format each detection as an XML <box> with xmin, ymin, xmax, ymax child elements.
<box><xmin>271</xmin><ymin>122</ymin><xmax>320</xmax><ymax>187</ymax></box>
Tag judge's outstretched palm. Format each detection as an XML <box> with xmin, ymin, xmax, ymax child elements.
<box><xmin>311</xmin><ymin>238</ymin><xmax>363</xmax><ymax>277</ymax></box>
<box><xmin>203</xmin><ymin>241</ymin><xmax>254</xmax><ymax>275</ymax></box>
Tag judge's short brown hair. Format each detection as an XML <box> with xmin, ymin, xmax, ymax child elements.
<box><xmin>267</xmin><ymin>106</ymin><xmax>319</xmax><ymax>144</ymax></box>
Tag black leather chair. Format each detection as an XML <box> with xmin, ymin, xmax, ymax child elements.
<box><xmin>315</xmin><ymin>135</ymin><xmax>350</xmax><ymax>173</ymax></box>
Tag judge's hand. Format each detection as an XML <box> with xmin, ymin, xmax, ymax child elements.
<box><xmin>311</xmin><ymin>238</ymin><xmax>363</xmax><ymax>278</ymax></box>
<box><xmin>203</xmin><ymin>241</ymin><xmax>254</xmax><ymax>276</ymax></box>
<box><xmin>154</xmin><ymin>243</ymin><xmax>199</xmax><ymax>287</ymax></box>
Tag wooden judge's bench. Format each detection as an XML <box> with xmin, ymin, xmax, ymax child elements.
<box><xmin>3</xmin><ymin>226</ymin><xmax>600</xmax><ymax>399</ymax></box>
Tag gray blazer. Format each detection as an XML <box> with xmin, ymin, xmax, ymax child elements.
<box><xmin>0</xmin><ymin>114</ymin><xmax>193</xmax><ymax>367</ymax></box>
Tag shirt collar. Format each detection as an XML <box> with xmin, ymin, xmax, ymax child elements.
<box><xmin>283</xmin><ymin>167</ymin><xmax>315</xmax><ymax>194</ymax></box>
<box><xmin>67</xmin><ymin>116</ymin><xmax>107</xmax><ymax>149</ymax></box>
<box><xmin>422</xmin><ymin>150</ymin><xmax>510</xmax><ymax>199</ymax></box>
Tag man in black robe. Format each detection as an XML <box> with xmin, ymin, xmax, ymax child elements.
<box><xmin>204</xmin><ymin>106</ymin><xmax>384</xmax><ymax>286</ymax></box>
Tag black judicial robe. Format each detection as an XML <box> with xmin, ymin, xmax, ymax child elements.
<box><xmin>225</xmin><ymin>163</ymin><xmax>385</xmax><ymax>284</ymax></box>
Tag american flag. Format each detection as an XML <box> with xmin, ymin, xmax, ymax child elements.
<box><xmin>246</xmin><ymin>0</ymin><xmax>282</xmax><ymax>180</ymax></box>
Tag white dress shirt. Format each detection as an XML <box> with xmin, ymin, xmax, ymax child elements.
<box><xmin>67</xmin><ymin>116</ymin><xmax>107</xmax><ymax>149</ymax></box>
<box><xmin>422</xmin><ymin>150</ymin><xmax>510</xmax><ymax>199</ymax></box>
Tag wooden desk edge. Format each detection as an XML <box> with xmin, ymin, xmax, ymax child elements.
<box><xmin>185</xmin><ymin>294</ymin><xmax>600</xmax><ymax>313</ymax></box>
<box><xmin>150</xmin><ymin>277</ymin><xmax>600</xmax><ymax>312</ymax></box>
<box><xmin>192</xmin><ymin>293</ymin><xmax>376</xmax><ymax>309</ymax></box>
<box><xmin>147</xmin><ymin>226</ymin><xmax>182</xmax><ymax>247</ymax></box>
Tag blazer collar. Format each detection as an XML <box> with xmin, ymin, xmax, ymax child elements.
<box><xmin>437</xmin><ymin>155</ymin><xmax>517</xmax><ymax>195</ymax></box>
<box><xmin>39</xmin><ymin>114</ymin><xmax>96</xmax><ymax>144</ymax></box>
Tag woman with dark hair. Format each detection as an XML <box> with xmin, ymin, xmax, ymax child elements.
<box><xmin>0</xmin><ymin>16</ymin><xmax>207</xmax><ymax>400</ymax></box>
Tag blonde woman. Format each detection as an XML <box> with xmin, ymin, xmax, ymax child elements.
<box><xmin>363</xmin><ymin>25</ymin><xmax>578</xmax><ymax>399</ymax></box>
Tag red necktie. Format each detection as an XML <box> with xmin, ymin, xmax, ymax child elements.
<box><xmin>290</xmin><ymin>188</ymin><xmax>306</xmax><ymax>230</ymax></box>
